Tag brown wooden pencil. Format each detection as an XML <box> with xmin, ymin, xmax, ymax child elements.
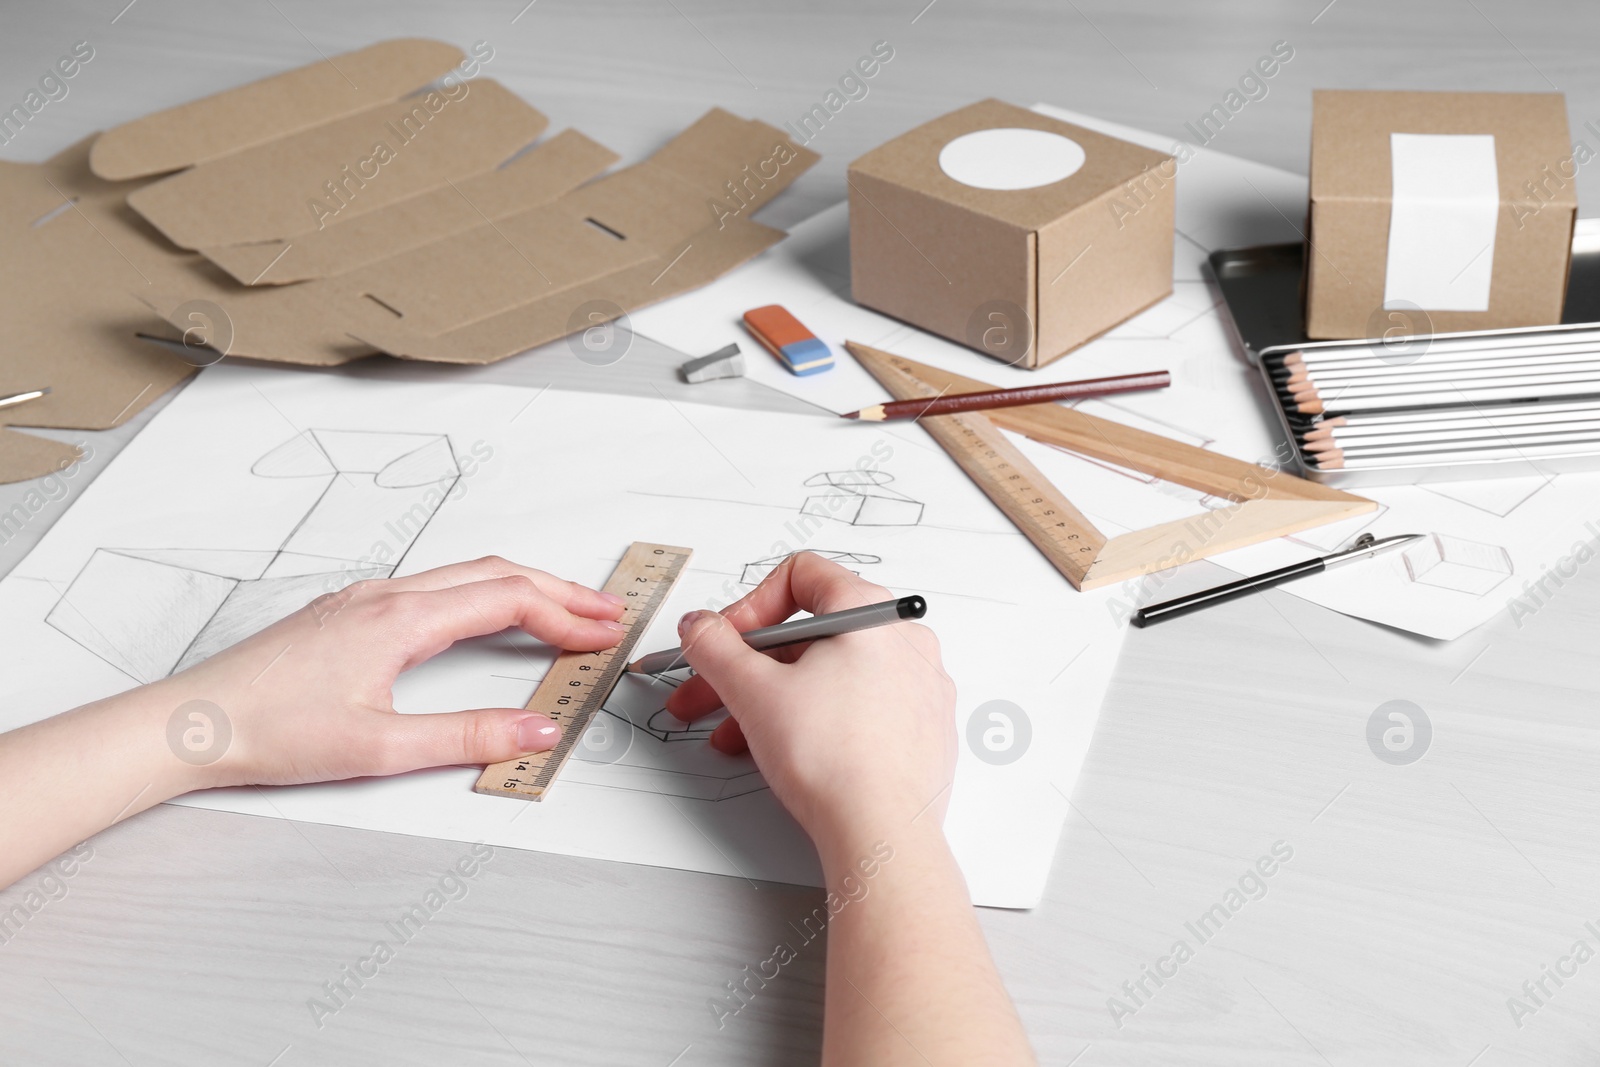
<box><xmin>842</xmin><ymin>370</ymin><xmax>1170</xmax><ymax>421</ymax></box>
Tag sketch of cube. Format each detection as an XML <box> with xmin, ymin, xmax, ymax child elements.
<box><xmin>801</xmin><ymin>470</ymin><xmax>923</xmax><ymax>526</ymax></box>
<box><xmin>1403</xmin><ymin>533</ymin><xmax>1513</xmax><ymax>596</ymax></box>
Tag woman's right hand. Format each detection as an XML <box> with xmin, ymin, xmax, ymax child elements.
<box><xmin>665</xmin><ymin>552</ymin><xmax>958</xmax><ymax>850</ymax></box>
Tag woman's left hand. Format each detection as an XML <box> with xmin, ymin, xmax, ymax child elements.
<box><xmin>158</xmin><ymin>555</ymin><xmax>627</xmax><ymax>788</ymax></box>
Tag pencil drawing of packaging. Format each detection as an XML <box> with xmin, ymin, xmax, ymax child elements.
<box><xmin>46</xmin><ymin>430</ymin><xmax>459</xmax><ymax>682</ymax></box>
<box><xmin>848</xmin><ymin>98</ymin><xmax>1174</xmax><ymax>369</ymax></box>
<box><xmin>801</xmin><ymin>470</ymin><xmax>924</xmax><ymax>527</ymax></box>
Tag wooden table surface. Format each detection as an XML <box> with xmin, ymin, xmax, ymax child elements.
<box><xmin>3</xmin><ymin>1</ymin><xmax>1600</xmax><ymax>1063</ymax></box>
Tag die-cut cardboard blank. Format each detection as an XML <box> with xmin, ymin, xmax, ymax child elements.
<box><xmin>0</xmin><ymin>38</ymin><xmax>818</xmax><ymax>481</ymax></box>
<box><xmin>847</xmin><ymin>342</ymin><xmax>1376</xmax><ymax>589</ymax></box>
<box><xmin>128</xmin><ymin>78</ymin><xmax>550</xmax><ymax>249</ymax></box>
<box><xmin>138</xmin><ymin>108</ymin><xmax>818</xmax><ymax>366</ymax></box>
<box><xmin>200</xmin><ymin>129</ymin><xmax>620</xmax><ymax>285</ymax></box>
<box><xmin>89</xmin><ymin>38</ymin><xmax>467</xmax><ymax>180</ymax></box>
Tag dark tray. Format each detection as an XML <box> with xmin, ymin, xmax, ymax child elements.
<box><xmin>1208</xmin><ymin>236</ymin><xmax>1600</xmax><ymax>486</ymax></box>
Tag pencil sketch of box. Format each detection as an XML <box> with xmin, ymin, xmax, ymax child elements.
<box><xmin>739</xmin><ymin>550</ymin><xmax>882</xmax><ymax>586</ymax></box>
<box><xmin>47</xmin><ymin>430</ymin><xmax>459</xmax><ymax>683</ymax></box>
<box><xmin>801</xmin><ymin>470</ymin><xmax>924</xmax><ymax>526</ymax></box>
<box><xmin>562</xmin><ymin>680</ymin><xmax>767</xmax><ymax>802</ymax></box>
<box><xmin>1402</xmin><ymin>532</ymin><xmax>1513</xmax><ymax>596</ymax></box>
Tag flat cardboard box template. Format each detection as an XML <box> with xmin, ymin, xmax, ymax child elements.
<box><xmin>1</xmin><ymin>38</ymin><xmax>468</xmax><ymax>483</ymax></box>
<box><xmin>201</xmin><ymin>129</ymin><xmax>619</xmax><ymax>284</ymax></box>
<box><xmin>1306</xmin><ymin>90</ymin><xmax>1576</xmax><ymax>339</ymax></box>
<box><xmin>128</xmin><ymin>79</ymin><xmax>549</xmax><ymax>249</ymax></box>
<box><xmin>89</xmin><ymin>38</ymin><xmax>467</xmax><ymax>180</ymax></box>
<box><xmin>0</xmin><ymin>38</ymin><xmax>817</xmax><ymax>481</ymax></box>
<box><xmin>0</xmin><ymin>136</ymin><xmax>195</xmax><ymax>483</ymax></box>
<box><xmin>848</xmin><ymin>99</ymin><xmax>1173</xmax><ymax>368</ymax></box>
<box><xmin>349</xmin><ymin>111</ymin><xmax>820</xmax><ymax>363</ymax></box>
<box><xmin>140</xmin><ymin>108</ymin><xmax>819</xmax><ymax>365</ymax></box>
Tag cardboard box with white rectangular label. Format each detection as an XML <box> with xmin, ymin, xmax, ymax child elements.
<box><xmin>1305</xmin><ymin>89</ymin><xmax>1576</xmax><ymax>339</ymax></box>
<box><xmin>848</xmin><ymin>99</ymin><xmax>1174</xmax><ymax>369</ymax></box>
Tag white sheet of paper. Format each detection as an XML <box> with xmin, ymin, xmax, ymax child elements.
<box><xmin>1208</xmin><ymin>475</ymin><xmax>1600</xmax><ymax>639</ymax></box>
<box><xmin>0</xmin><ymin>363</ymin><xmax>1127</xmax><ymax>908</ymax></box>
<box><xmin>631</xmin><ymin>104</ymin><xmax>1600</xmax><ymax>641</ymax></box>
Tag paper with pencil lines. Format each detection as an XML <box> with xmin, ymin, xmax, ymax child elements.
<box><xmin>0</xmin><ymin>362</ymin><xmax>1125</xmax><ymax>908</ymax></box>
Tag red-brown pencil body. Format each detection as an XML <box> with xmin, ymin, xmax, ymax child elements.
<box><xmin>843</xmin><ymin>371</ymin><xmax>1170</xmax><ymax>421</ymax></box>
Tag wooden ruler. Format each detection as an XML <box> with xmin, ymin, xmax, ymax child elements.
<box><xmin>474</xmin><ymin>541</ymin><xmax>692</xmax><ymax>801</ymax></box>
<box><xmin>848</xmin><ymin>343</ymin><xmax>1104</xmax><ymax>586</ymax></box>
<box><xmin>846</xmin><ymin>341</ymin><xmax>1373</xmax><ymax>590</ymax></box>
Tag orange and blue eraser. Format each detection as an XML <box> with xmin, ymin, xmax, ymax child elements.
<box><xmin>742</xmin><ymin>305</ymin><xmax>833</xmax><ymax>376</ymax></box>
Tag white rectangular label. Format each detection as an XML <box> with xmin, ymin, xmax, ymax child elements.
<box><xmin>1384</xmin><ymin>132</ymin><xmax>1500</xmax><ymax>313</ymax></box>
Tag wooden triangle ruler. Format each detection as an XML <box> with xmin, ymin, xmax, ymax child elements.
<box><xmin>846</xmin><ymin>342</ymin><xmax>1375</xmax><ymax>591</ymax></box>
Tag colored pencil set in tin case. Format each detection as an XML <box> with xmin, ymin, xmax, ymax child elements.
<box><xmin>1264</xmin><ymin>326</ymin><xmax>1600</xmax><ymax>483</ymax></box>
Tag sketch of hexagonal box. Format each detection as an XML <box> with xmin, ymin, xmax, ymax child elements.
<box><xmin>739</xmin><ymin>550</ymin><xmax>881</xmax><ymax>586</ymax></box>
<box><xmin>1403</xmin><ymin>533</ymin><xmax>1513</xmax><ymax>596</ymax></box>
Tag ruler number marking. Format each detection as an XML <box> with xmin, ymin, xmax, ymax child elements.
<box><xmin>476</xmin><ymin>544</ymin><xmax>690</xmax><ymax>799</ymax></box>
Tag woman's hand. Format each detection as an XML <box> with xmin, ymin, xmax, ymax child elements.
<box><xmin>664</xmin><ymin>551</ymin><xmax>957</xmax><ymax>849</ymax></box>
<box><xmin>0</xmin><ymin>555</ymin><xmax>625</xmax><ymax>888</ymax></box>
<box><xmin>158</xmin><ymin>555</ymin><xmax>626</xmax><ymax>789</ymax></box>
<box><xmin>667</xmin><ymin>553</ymin><xmax>1035</xmax><ymax>1065</ymax></box>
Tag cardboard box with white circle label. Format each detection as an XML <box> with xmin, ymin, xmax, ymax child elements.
<box><xmin>847</xmin><ymin>98</ymin><xmax>1174</xmax><ymax>369</ymax></box>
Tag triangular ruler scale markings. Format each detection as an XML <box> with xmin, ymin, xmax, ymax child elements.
<box><xmin>845</xmin><ymin>342</ymin><xmax>1375</xmax><ymax>590</ymax></box>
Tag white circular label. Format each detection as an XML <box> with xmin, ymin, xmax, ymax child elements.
<box><xmin>937</xmin><ymin>128</ymin><xmax>1086</xmax><ymax>190</ymax></box>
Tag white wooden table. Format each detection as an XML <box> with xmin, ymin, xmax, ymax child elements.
<box><xmin>3</xmin><ymin>2</ymin><xmax>1599</xmax><ymax>1063</ymax></box>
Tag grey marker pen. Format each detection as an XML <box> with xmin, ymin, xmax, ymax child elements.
<box><xmin>626</xmin><ymin>595</ymin><xmax>928</xmax><ymax>674</ymax></box>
